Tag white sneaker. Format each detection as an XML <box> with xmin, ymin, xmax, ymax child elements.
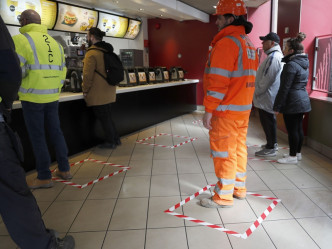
<box><xmin>278</xmin><ymin>156</ymin><xmax>298</xmax><ymax>164</ymax></box>
<box><xmin>283</xmin><ymin>153</ymin><xmax>302</xmax><ymax>161</ymax></box>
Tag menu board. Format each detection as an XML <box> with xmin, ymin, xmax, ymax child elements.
<box><xmin>0</xmin><ymin>0</ymin><xmax>57</xmax><ymax>29</ymax></box>
<box><xmin>97</xmin><ymin>12</ymin><xmax>128</xmax><ymax>38</ymax></box>
<box><xmin>124</xmin><ymin>19</ymin><xmax>141</xmax><ymax>39</ymax></box>
<box><xmin>54</xmin><ymin>3</ymin><xmax>98</xmax><ymax>33</ymax></box>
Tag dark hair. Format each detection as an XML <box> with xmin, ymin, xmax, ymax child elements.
<box><xmin>89</xmin><ymin>27</ymin><xmax>105</xmax><ymax>41</ymax></box>
<box><xmin>287</xmin><ymin>32</ymin><xmax>306</xmax><ymax>54</ymax></box>
<box><xmin>224</xmin><ymin>14</ymin><xmax>253</xmax><ymax>34</ymax></box>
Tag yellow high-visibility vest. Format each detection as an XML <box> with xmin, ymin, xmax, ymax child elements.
<box><xmin>13</xmin><ymin>24</ymin><xmax>66</xmax><ymax>103</ymax></box>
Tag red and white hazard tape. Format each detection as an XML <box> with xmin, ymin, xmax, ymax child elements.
<box><xmin>136</xmin><ymin>133</ymin><xmax>197</xmax><ymax>149</ymax></box>
<box><xmin>164</xmin><ymin>184</ymin><xmax>281</xmax><ymax>239</ymax></box>
<box><xmin>192</xmin><ymin>120</ymin><xmax>203</xmax><ymax>125</ymax></box>
<box><xmin>51</xmin><ymin>158</ymin><xmax>130</xmax><ymax>189</ymax></box>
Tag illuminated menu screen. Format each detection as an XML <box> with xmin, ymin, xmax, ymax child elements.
<box><xmin>124</xmin><ymin>19</ymin><xmax>141</xmax><ymax>39</ymax></box>
<box><xmin>0</xmin><ymin>0</ymin><xmax>57</xmax><ymax>29</ymax></box>
<box><xmin>54</xmin><ymin>3</ymin><xmax>98</xmax><ymax>33</ymax></box>
<box><xmin>97</xmin><ymin>12</ymin><xmax>128</xmax><ymax>38</ymax></box>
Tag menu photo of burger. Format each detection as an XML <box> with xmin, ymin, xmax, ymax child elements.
<box><xmin>62</xmin><ymin>11</ymin><xmax>78</xmax><ymax>26</ymax></box>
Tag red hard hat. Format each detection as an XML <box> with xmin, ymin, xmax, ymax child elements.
<box><xmin>214</xmin><ymin>0</ymin><xmax>247</xmax><ymax>16</ymax></box>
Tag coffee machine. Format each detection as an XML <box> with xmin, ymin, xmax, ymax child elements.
<box><xmin>53</xmin><ymin>33</ymin><xmax>86</xmax><ymax>92</ymax></box>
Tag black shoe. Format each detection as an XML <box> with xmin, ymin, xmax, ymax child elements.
<box><xmin>54</xmin><ymin>235</ymin><xmax>75</xmax><ymax>249</ymax></box>
<box><xmin>98</xmin><ymin>142</ymin><xmax>117</xmax><ymax>149</ymax></box>
<box><xmin>116</xmin><ymin>138</ymin><xmax>122</xmax><ymax>146</ymax></box>
<box><xmin>49</xmin><ymin>230</ymin><xmax>75</xmax><ymax>249</ymax></box>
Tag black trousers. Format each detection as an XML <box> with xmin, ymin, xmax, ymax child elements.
<box><xmin>283</xmin><ymin>113</ymin><xmax>304</xmax><ymax>156</ymax></box>
<box><xmin>92</xmin><ymin>103</ymin><xmax>119</xmax><ymax>144</ymax></box>
<box><xmin>258</xmin><ymin>108</ymin><xmax>277</xmax><ymax>149</ymax></box>
<box><xmin>0</xmin><ymin>122</ymin><xmax>54</xmax><ymax>249</ymax></box>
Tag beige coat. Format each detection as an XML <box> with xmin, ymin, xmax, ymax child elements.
<box><xmin>82</xmin><ymin>44</ymin><xmax>116</xmax><ymax>106</ymax></box>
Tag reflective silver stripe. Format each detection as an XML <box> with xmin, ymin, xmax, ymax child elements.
<box><xmin>57</xmin><ymin>42</ymin><xmax>64</xmax><ymax>71</ymax></box>
<box><xmin>231</xmin><ymin>69</ymin><xmax>256</xmax><ymax>77</ymax></box>
<box><xmin>247</xmin><ymin>48</ymin><xmax>256</xmax><ymax>60</ymax></box>
<box><xmin>60</xmin><ymin>80</ymin><xmax>65</xmax><ymax>85</ymax></box>
<box><xmin>206</xmin><ymin>36</ymin><xmax>256</xmax><ymax>78</ymax></box>
<box><xmin>236</xmin><ymin>172</ymin><xmax>247</xmax><ymax>178</ymax></box>
<box><xmin>0</xmin><ymin>113</ymin><xmax>4</xmax><ymax>122</ymax></box>
<box><xmin>23</xmin><ymin>33</ymin><xmax>39</xmax><ymax>65</ymax></box>
<box><xmin>29</xmin><ymin>64</ymin><xmax>63</xmax><ymax>70</ymax></box>
<box><xmin>17</xmin><ymin>54</ymin><xmax>27</xmax><ymax>64</ymax></box>
<box><xmin>19</xmin><ymin>87</ymin><xmax>59</xmax><ymax>94</ymax></box>
<box><xmin>17</xmin><ymin>54</ymin><xmax>28</xmax><ymax>77</ymax></box>
<box><xmin>211</xmin><ymin>150</ymin><xmax>228</xmax><ymax>158</ymax></box>
<box><xmin>218</xmin><ymin>178</ymin><xmax>235</xmax><ymax>185</ymax></box>
<box><xmin>205</xmin><ymin>67</ymin><xmax>232</xmax><ymax>78</ymax></box>
<box><xmin>207</xmin><ymin>90</ymin><xmax>225</xmax><ymax>100</ymax></box>
<box><xmin>23</xmin><ymin>33</ymin><xmax>63</xmax><ymax>71</ymax></box>
<box><xmin>216</xmin><ymin>104</ymin><xmax>252</xmax><ymax>112</ymax></box>
<box><xmin>214</xmin><ymin>184</ymin><xmax>234</xmax><ymax>195</ymax></box>
<box><xmin>235</xmin><ymin>181</ymin><xmax>246</xmax><ymax>187</ymax></box>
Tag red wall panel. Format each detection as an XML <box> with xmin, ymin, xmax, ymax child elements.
<box><xmin>148</xmin><ymin>17</ymin><xmax>218</xmax><ymax>105</ymax></box>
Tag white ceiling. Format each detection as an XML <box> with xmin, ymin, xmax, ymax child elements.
<box><xmin>64</xmin><ymin>0</ymin><xmax>270</xmax><ymax>23</ymax></box>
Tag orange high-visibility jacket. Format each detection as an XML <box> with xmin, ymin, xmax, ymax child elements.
<box><xmin>203</xmin><ymin>25</ymin><xmax>258</xmax><ymax>120</ymax></box>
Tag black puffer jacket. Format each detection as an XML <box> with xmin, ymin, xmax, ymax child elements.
<box><xmin>273</xmin><ymin>53</ymin><xmax>311</xmax><ymax>114</ymax></box>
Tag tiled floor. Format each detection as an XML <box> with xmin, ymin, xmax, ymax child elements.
<box><xmin>1</xmin><ymin>112</ymin><xmax>332</xmax><ymax>249</ymax></box>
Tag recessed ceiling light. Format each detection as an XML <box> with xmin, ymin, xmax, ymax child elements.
<box><xmin>160</xmin><ymin>14</ymin><xmax>163</xmax><ymax>17</ymax></box>
<box><xmin>139</xmin><ymin>8</ymin><xmax>144</xmax><ymax>11</ymax></box>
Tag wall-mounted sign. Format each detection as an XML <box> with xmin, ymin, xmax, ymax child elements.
<box><xmin>97</xmin><ymin>12</ymin><xmax>128</xmax><ymax>38</ymax></box>
<box><xmin>0</xmin><ymin>0</ymin><xmax>57</xmax><ymax>29</ymax></box>
<box><xmin>54</xmin><ymin>3</ymin><xmax>98</xmax><ymax>33</ymax></box>
<box><xmin>124</xmin><ymin>19</ymin><xmax>141</xmax><ymax>39</ymax></box>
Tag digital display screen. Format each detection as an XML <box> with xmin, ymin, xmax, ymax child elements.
<box><xmin>54</xmin><ymin>3</ymin><xmax>98</xmax><ymax>33</ymax></box>
<box><xmin>0</xmin><ymin>0</ymin><xmax>57</xmax><ymax>29</ymax></box>
<box><xmin>97</xmin><ymin>12</ymin><xmax>128</xmax><ymax>38</ymax></box>
<box><xmin>124</xmin><ymin>19</ymin><xmax>141</xmax><ymax>39</ymax></box>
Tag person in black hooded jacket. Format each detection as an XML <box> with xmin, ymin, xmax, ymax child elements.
<box><xmin>273</xmin><ymin>32</ymin><xmax>311</xmax><ymax>164</ymax></box>
<box><xmin>0</xmin><ymin>15</ymin><xmax>75</xmax><ymax>249</ymax></box>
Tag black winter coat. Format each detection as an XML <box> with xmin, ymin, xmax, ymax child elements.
<box><xmin>273</xmin><ymin>53</ymin><xmax>311</xmax><ymax>114</ymax></box>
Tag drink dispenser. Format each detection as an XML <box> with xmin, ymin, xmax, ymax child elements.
<box><xmin>147</xmin><ymin>68</ymin><xmax>156</xmax><ymax>84</ymax></box>
<box><xmin>170</xmin><ymin>67</ymin><xmax>186</xmax><ymax>81</ymax></box>
<box><xmin>135</xmin><ymin>67</ymin><xmax>148</xmax><ymax>85</ymax></box>
<box><xmin>155</xmin><ymin>67</ymin><xmax>169</xmax><ymax>83</ymax></box>
<box><xmin>118</xmin><ymin>68</ymin><xmax>138</xmax><ymax>87</ymax></box>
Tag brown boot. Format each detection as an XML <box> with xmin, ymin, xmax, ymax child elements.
<box><xmin>55</xmin><ymin>170</ymin><xmax>73</xmax><ymax>180</ymax></box>
<box><xmin>28</xmin><ymin>178</ymin><xmax>54</xmax><ymax>189</ymax></box>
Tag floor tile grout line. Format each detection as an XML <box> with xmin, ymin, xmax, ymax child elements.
<box><xmin>99</xmin><ymin>132</ymin><xmax>138</xmax><ymax>248</ymax></box>
<box><xmin>143</xmin><ymin>125</ymin><xmax>157</xmax><ymax>249</ymax></box>
<box><xmin>39</xmin><ymin>150</ymin><xmax>95</xmax><ymax>235</ymax></box>
<box><xmin>64</xmin><ymin>151</ymin><xmax>112</xmax><ymax>237</ymax></box>
<box><xmin>171</xmin><ymin>117</ymin><xmax>190</xmax><ymax>249</ymax></box>
<box><xmin>182</xmin><ymin>114</ymin><xmax>236</xmax><ymax>248</ymax></box>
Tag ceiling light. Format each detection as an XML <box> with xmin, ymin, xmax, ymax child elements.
<box><xmin>139</xmin><ymin>8</ymin><xmax>144</xmax><ymax>11</ymax></box>
<box><xmin>213</xmin><ymin>6</ymin><xmax>216</xmax><ymax>9</ymax></box>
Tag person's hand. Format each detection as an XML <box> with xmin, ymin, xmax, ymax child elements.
<box><xmin>274</xmin><ymin>111</ymin><xmax>279</xmax><ymax>115</ymax></box>
<box><xmin>203</xmin><ymin>112</ymin><xmax>213</xmax><ymax>130</ymax></box>
<box><xmin>83</xmin><ymin>92</ymin><xmax>87</xmax><ymax>97</ymax></box>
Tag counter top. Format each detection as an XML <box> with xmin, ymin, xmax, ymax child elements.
<box><xmin>13</xmin><ymin>79</ymin><xmax>199</xmax><ymax>109</ymax></box>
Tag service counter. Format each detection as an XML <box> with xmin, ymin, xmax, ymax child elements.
<box><xmin>11</xmin><ymin>80</ymin><xmax>199</xmax><ymax>172</ymax></box>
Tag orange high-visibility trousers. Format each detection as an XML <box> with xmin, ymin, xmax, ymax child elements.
<box><xmin>209</xmin><ymin>116</ymin><xmax>249</xmax><ymax>205</ymax></box>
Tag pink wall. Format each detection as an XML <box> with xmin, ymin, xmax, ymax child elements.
<box><xmin>247</xmin><ymin>1</ymin><xmax>271</xmax><ymax>49</ymax></box>
<box><xmin>148</xmin><ymin>17</ymin><xmax>218</xmax><ymax>105</ymax></box>
<box><xmin>300</xmin><ymin>0</ymin><xmax>332</xmax><ymax>98</ymax></box>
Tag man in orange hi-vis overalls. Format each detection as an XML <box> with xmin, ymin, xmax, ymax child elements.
<box><xmin>201</xmin><ymin>0</ymin><xmax>258</xmax><ymax>208</ymax></box>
